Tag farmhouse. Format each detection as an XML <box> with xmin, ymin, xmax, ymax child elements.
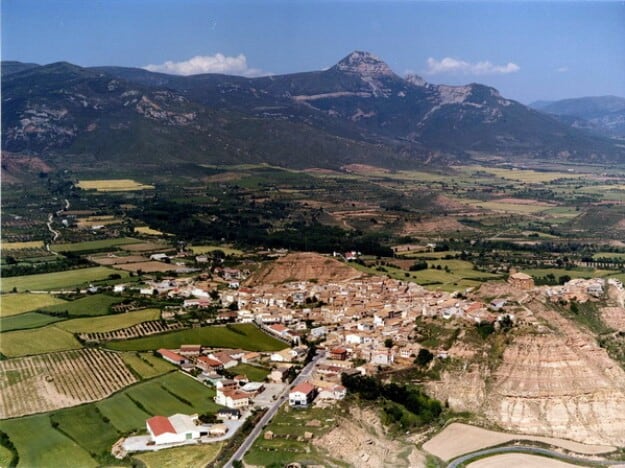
<box><xmin>289</xmin><ymin>382</ymin><xmax>317</xmax><ymax>407</ymax></box>
<box><xmin>217</xmin><ymin>408</ymin><xmax>241</xmax><ymax>420</ymax></box>
<box><xmin>214</xmin><ymin>388</ymin><xmax>250</xmax><ymax>409</ymax></box>
<box><xmin>146</xmin><ymin>414</ymin><xmax>201</xmax><ymax>445</ymax></box>
<box><xmin>157</xmin><ymin>349</ymin><xmax>187</xmax><ymax>366</ymax></box>
<box><xmin>196</xmin><ymin>356</ymin><xmax>223</xmax><ymax>373</ymax></box>
<box><xmin>179</xmin><ymin>344</ymin><xmax>202</xmax><ymax>357</ymax></box>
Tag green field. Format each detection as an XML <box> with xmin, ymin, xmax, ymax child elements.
<box><xmin>230</xmin><ymin>363</ymin><xmax>271</xmax><ymax>381</ymax></box>
<box><xmin>50</xmin><ymin>405</ymin><xmax>121</xmax><ymax>459</ymax></box>
<box><xmin>106</xmin><ymin>323</ymin><xmax>287</xmax><ymax>352</ymax></box>
<box><xmin>125</xmin><ymin>373</ymin><xmax>218</xmax><ymax>416</ymax></box>
<box><xmin>1</xmin><ymin>372</ymin><xmax>224</xmax><ymax>467</ymax></box>
<box><xmin>0</xmin><ymin>326</ymin><xmax>82</xmax><ymax>357</ymax></box>
<box><xmin>95</xmin><ymin>392</ymin><xmax>152</xmax><ymax>433</ymax></box>
<box><xmin>52</xmin><ymin>237</ymin><xmax>141</xmax><ymax>252</ymax></box>
<box><xmin>352</xmin><ymin>259</ymin><xmax>500</xmax><ymax>292</ymax></box>
<box><xmin>0</xmin><ymin>444</ymin><xmax>13</xmax><ymax>467</ymax></box>
<box><xmin>56</xmin><ymin>308</ymin><xmax>161</xmax><ymax>332</ymax></box>
<box><xmin>39</xmin><ymin>293</ymin><xmax>125</xmax><ymax>317</ymax></box>
<box><xmin>0</xmin><ymin>293</ymin><xmax>67</xmax><ymax>317</ymax></box>
<box><xmin>523</xmin><ymin>267</ymin><xmax>614</xmax><ymax>280</ymax></box>
<box><xmin>0</xmin><ymin>311</ymin><xmax>65</xmax><ymax>332</ymax></box>
<box><xmin>0</xmin><ymin>414</ymin><xmax>97</xmax><ymax>468</ymax></box>
<box><xmin>0</xmin><ymin>267</ymin><xmax>128</xmax><ymax>292</ymax></box>
<box><xmin>133</xmin><ymin>443</ymin><xmax>222</xmax><ymax>468</ymax></box>
<box><xmin>121</xmin><ymin>351</ymin><xmax>175</xmax><ymax>379</ymax></box>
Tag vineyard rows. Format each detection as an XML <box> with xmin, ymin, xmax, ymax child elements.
<box><xmin>79</xmin><ymin>320</ymin><xmax>186</xmax><ymax>343</ymax></box>
<box><xmin>0</xmin><ymin>348</ymin><xmax>137</xmax><ymax>418</ymax></box>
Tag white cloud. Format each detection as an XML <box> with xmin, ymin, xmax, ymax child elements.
<box><xmin>556</xmin><ymin>66</ymin><xmax>569</xmax><ymax>73</ymax></box>
<box><xmin>143</xmin><ymin>53</ymin><xmax>265</xmax><ymax>77</ymax></box>
<box><xmin>425</xmin><ymin>57</ymin><xmax>520</xmax><ymax>75</ymax></box>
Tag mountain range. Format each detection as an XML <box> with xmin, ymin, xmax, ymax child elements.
<box><xmin>3</xmin><ymin>51</ymin><xmax>624</xmax><ymax>172</ymax></box>
<box><xmin>530</xmin><ymin>96</ymin><xmax>625</xmax><ymax>137</ymax></box>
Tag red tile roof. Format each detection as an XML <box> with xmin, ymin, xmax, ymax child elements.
<box><xmin>270</xmin><ymin>324</ymin><xmax>288</xmax><ymax>332</ymax></box>
<box><xmin>158</xmin><ymin>349</ymin><xmax>185</xmax><ymax>363</ymax></box>
<box><xmin>291</xmin><ymin>382</ymin><xmax>315</xmax><ymax>395</ymax></box>
<box><xmin>147</xmin><ymin>416</ymin><xmax>176</xmax><ymax>436</ymax></box>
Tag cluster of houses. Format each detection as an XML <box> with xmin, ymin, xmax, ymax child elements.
<box><xmin>544</xmin><ymin>277</ymin><xmax>621</xmax><ymax>303</ymax></box>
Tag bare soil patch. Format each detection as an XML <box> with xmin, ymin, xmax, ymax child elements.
<box><xmin>468</xmin><ymin>453</ymin><xmax>578</xmax><ymax>468</ymax></box>
<box><xmin>401</xmin><ymin>217</ymin><xmax>475</xmax><ymax>234</ymax></box>
<box><xmin>600</xmin><ymin>306</ymin><xmax>625</xmax><ymax>330</ymax></box>
<box><xmin>341</xmin><ymin>164</ymin><xmax>390</xmax><ymax>175</ymax></box>
<box><xmin>495</xmin><ymin>197</ymin><xmax>556</xmax><ymax>206</ymax></box>
<box><xmin>313</xmin><ymin>406</ymin><xmax>425</xmax><ymax>467</ymax></box>
<box><xmin>90</xmin><ymin>255</ymin><xmax>148</xmax><ymax>265</ymax></box>
<box><xmin>423</xmin><ymin>423</ymin><xmax>616</xmax><ymax>462</ymax></box>
<box><xmin>246</xmin><ymin>252</ymin><xmax>363</xmax><ymax>286</ymax></box>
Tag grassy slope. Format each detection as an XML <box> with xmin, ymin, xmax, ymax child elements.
<box><xmin>56</xmin><ymin>308</ymin><xmax>161</xmax><ymax>332</ymax></box>
<box><xmin>133</xmin><ymin>443</ymin><xmax>222</xmax><ymax>468</ymax></box>
<box><xmin>1</xmin><ymin>267</ymin><xmax>128</xmax><ymax>292</ymax></box>
<box><xmin>0</xmin><ymin>293</ymin><xmax>67</xmax><ymax>317</ymax></box>
<box><xmin>121</xmin><ymin>352</ymin><xmax>176</xmax><ymax>379</ymax></box>
<box><xmin>0</xmin><ymin>311</ymin><xmax>65</xmax><ymax>332</ymax></box>
<box><xmin>0</xmin><ymin>326</ymin><xmax>81</xmax><ymax>357</ymax></box>
<box><xmin>106</xmin><ymin>323</ymin><xmax>287</xmax><ymax>352</ymax></box>
<box><xmin>39</xmin><ymin>293</ymin><xmax>124</xmax><ymax>317</ymax></box>
<box><xmin>0</xmin><ymin>414</ymin><xmax>97</xmax><ymax>468</ymax></box>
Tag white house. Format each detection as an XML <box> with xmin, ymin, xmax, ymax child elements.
<box><xmin>146</xmin><ymin>414</ymin><xmax>200</xmax><ymax>445</ymax></box>
<box><xmin>317</xmin><ymin>384</ymin><xmax>347</xmax><ymax>401</ymax></box>
<box><xmin>214</xmin><ymin>389</ymin><xmax>250</xmax><ymax>409</ymax></box>
<box><xmin>289</xmin><ymin>382</ymin><xmax>317</xmax><ymax>407</ymax></box>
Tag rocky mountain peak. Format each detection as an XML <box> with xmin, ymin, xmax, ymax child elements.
<box><xmin>335</xmin><ymin>51</ymin><xmax>395</xmax><ymax>77</ymax></box>
<box><xmin>404</xmin><ymin>73</ymin><xmax>428</xmax><ymax>87</ymax></box>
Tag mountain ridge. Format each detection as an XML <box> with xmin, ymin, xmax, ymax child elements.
<box><xmin>2</xmin><ymin>52</ymin><xmax>624</xmax><ymax>172</ymax></box>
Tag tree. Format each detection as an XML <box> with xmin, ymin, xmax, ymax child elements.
<box><xmin>384</xmin><ymin>338</ymin><xmax>394</xmax><ymax>348</ymax></box>
<box><xmin>415</xmin><ymin>348</ymin><xmax>434</xmax><ymax>367</ymax></box>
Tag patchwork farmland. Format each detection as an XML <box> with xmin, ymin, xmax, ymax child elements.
<box><xmin>79</xmin><ymin>319</ymin><xmax>187</xmax><ymax>343</ymax></box>
<box><xmin>0</xmin><ymin>349</ymin><xmax>137</xmax><ymax>419</ymax></box>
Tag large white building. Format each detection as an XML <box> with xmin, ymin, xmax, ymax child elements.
<box><xmin>289</xmin><ymin>382</ymin><xmax>317</xmax><ymax>407</ymax></box>
<box><xmin>146</xmin><ymin>414</ymin><xmax>201</xmax><ymax>445</ymax></box>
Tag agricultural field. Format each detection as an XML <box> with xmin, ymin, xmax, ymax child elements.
<box><xmin>123</xmin><ymin>372</ymin><xmax>220</xmax><ymax>417</ymax></box>
<box><xmin>106</xmin><ymin>323</ymin><xmax>287</xmax><ymax>352</ymax></box>
<box><xmin>55</xmin><ymin>308</ymin><xmax>161</xmax><ymax>333</ymax></box>
<box><xmin>0</xmin><ymin>349</ymin><xmax>137</xmax><ymax>418</ymax></box>
<box><xmin>0</xmin><ymin>326</ymin><xmax>82</xmax><ymax>357</ymax></box>
<box><xmin>0</xmin><ymin>293</ymin><xmax>67</xmax><ymax>317</ymax></box>
<box><xmin>0</xmin><ymin>240</ymin><xmax>44</xmax><ymax>250</ymax></box>
<box><xmin>134</xmin><ymin>226</ymin><xmax>167</xmax><ymax>236</ymax></box>
<box><xmin>133</xmin><ymin>443</ymin><xmax>223</xmax><ymax>468</ymax></box>
<box><xmin>39</xmin><ymin>293</ymin><xmax>125</xmax><ymax>317</ymax></box>
<box><xmin>52</xmin><ymin>237</ymin><xmax>141</xmax><ymax>252</ymax></box>
<box><xmin>0</xmin><ymin>414</ymin><xmax>98</xmax><ymax>468</ymax></box>
<box><xmin>0</xmin><ymin>372</ymin><xmax>223</xmax><ymax>466</ymax></box>
<box><xmin>229</xmin><ymin>363</ymin><xmax>271</xmax><ymax>381</ymax></box>
<box><xmin>76</xmin><ymin>215</ymin><xmax>121</xmax><ymax>228</ymax></box>
<box><xmin>244</xmin><ymin>406</ymin><xmax>341</xmax><ymax>467</ymax></box>
<box><xmin>190</xmin><ymin>244</ymin><xmax>244</xmax><ymax>256</ymax></box>
<box><xmin>121</xmin><ymin>351</ymin><xmax>175</xmax><ymax>379</ymax></box>
<box><xmin>77</xmin><ymin>179</ymin><xmax>154</xmax><ymax>191</ymax></box>
<box><xmin>0</xmin><ymin>311</ymin><xmax>65</xmax><ymax>332</ymax></box>
<box><xmin>113</xmin><ymin>260</ymin><xmax>179</xmax><ymax>273</ymax></box>
<box><xmin>0</xmin><ymin>266</ymin><xmax>128</xmax><ymax>292</ymax></box>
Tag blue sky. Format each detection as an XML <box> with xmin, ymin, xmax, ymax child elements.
<box><xmin>2</xmin><ymin>0</ymin><xmax>624</xmax><ymax>103</ymax></box>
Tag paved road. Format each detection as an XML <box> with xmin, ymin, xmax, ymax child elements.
<box><xmin>448</xmin><ymin>445</ymin><xmax>625</xmax><ymax>468</ymax></box>
<box><xmin>224</xmin><ymin>351</ymin><xmax>325</xmax><ymax>468</ymax></box>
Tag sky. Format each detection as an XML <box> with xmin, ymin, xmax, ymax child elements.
<box><xmin>2</xmin><ymin>0</ymin><xmax>624</xmax><ymax>103</ymax></box>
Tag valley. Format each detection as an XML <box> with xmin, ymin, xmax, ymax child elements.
<box><xmin>2</xmin><ymin>48</ymin><xmax>625</xmax><ymax>467</ymax></box>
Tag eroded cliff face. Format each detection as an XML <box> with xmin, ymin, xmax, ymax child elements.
<box><xmin>427</xmin><ymin>297</ymin><xmax>625</xmax><ymax>446</ymax></box>
<box><xmin>484</xmin><ymin>332</ymin><xmax>625</xmax><ymax>445</ymax></box>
